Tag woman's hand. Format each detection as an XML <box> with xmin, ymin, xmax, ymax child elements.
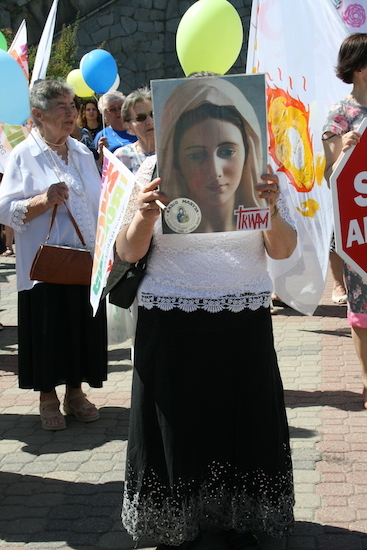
<box><xmin>256</xmin><ymin>165</ymin><xmax>280</xmax><ymax>214</ymax></box>
<box><xmin>45</xmin><ymin>182</ymin><xmax>69</xmax><ymax>207</ymax></box>
<box><xmin>256</xmin><ymin>165</ymin><xmax>297</xmax><ymax>259</ymax></box>
<box><xmin>323</xmin><ymin>131</ymin><xmax>361</xmax><ymax>186</ymax></box>
<box><xmin>341</xmin><ymin>130</ymin><xmax>360</xmax><ymax>152</ymax></box>
<box><xmin>23</xmin><ymin>182</ymin><xmax>69</xmax><ymax>223</ymax></box>
<box><xmin>97</xmin><ymin>136</ymin><xmax>108</xmax><ymax>156</ymax></box>
<box><xmin>137</xmin><ymin>177</ymin><xmax>167</xmax><ymax>221</ymax></box>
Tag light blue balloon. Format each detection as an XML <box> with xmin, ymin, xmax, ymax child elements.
<box><xmin>0</xmin><ymin>50</ymin><xmax>30</xmax><ymax>125</ymax></box>
<box><xmin>80</xmin><ymin>49</ymin><xmax>118</xmax><ymax>95</ymax></box>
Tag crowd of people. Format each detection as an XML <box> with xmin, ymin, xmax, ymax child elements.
<box><xmin>0</xmin><ymin>31</ymin><xmax>367</xmax><ymax>550</ymax></box>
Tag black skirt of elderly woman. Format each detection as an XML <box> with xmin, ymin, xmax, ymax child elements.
<box><xmin>0</xmin><ymin>79</ymin><xmax>107</xmax><ymax>431</ymax></box>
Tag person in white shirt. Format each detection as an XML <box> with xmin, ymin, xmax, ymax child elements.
<box><xmin>0</xmin><ymin>80</ymin><xmax>107</xmax><ymax>431</ymax></box>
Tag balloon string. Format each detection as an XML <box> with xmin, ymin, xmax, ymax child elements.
<box><xmin>94</xmin><ymin>93</ymin><xmax>106</xmax><ymax>133</ymax></box>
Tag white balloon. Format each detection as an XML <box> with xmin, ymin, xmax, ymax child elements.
<box><xmin>79</xmin><ymin>53</ymin><xmax>87</xmax><ymax>72</ymax></box>
<box><xmin>108</xmin><ymin>74</ymin><xmax>120</xmax><ymax>92</ymax></box>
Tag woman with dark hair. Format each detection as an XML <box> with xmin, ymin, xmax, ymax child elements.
<box><xmin>72</xmin><ymin>96</ymin><xmax>106</xmax><ymax>171</ymax></box>
<box><xmin>77</xmin><ymin>98</ymin><xmax>103</xmax><ymax>140</ymax></box>
<box><xmin>335</xmin><ymin>32</ymin><xmax>367</xmax><ymax>84</ymax></box>
<box><xmin>323</xmin><ymin>32</ymin><xmax>367</xmax><ymax>409</ymax></box>
<box><xmin>118</xmin><ymin>76</ymin><xmax>297</xmax><ymax>549</ymax></box>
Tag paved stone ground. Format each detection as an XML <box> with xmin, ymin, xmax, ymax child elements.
<box><xmin>0</xmin><ymin>253</ymin><xmax>366</xmax><ymax>550</ymax></box>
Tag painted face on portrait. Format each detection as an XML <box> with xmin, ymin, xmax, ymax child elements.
<box><xmin>177</xmin><ymin>117</ymin><xmax>246</xmax><ymax>207</ymax></box>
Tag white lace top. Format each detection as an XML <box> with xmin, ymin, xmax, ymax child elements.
<box><xmin>122</xmin><ymin>156</ymin><xmax>295</xmax><ymax>313</ymax></box>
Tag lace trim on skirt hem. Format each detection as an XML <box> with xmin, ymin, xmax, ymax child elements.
<box><xmin>140</xmin><ymin>292</ymin><xmax>271</xmax><ymax>313</ymax></box>
<box><xmin>122</xmin><ymin>458</ymin><xmax>295</xmax><ymax>544</ymax></box>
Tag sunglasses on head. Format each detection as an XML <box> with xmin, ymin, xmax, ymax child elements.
<box><xmin>126</xmin><ymin>111</ymin><xmax>154</xmax><ymax>123</ymax></box>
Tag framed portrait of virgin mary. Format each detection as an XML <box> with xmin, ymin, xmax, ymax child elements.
<box><xmin>152</xmin><ymin>73</ymin><xmax>269</xmax><ymax>234</ymax></box>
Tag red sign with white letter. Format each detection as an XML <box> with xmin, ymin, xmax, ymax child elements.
<box><xmin>331</xmin><ymin>117</ymin><xmax>367</xmax><ymax>280</ymax></box>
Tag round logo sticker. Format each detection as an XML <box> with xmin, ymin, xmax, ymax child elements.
<box><xmin>164</xmin><ymin>198</ymin><xmax>202</xmax><ymax>234</ymax></box>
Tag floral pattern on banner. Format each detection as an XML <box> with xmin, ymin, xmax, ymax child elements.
<box><xmin>343</xmin><ymin>3</ymin><xmax>366</xmax><ymax>26</ymax></box>
<box><xmin>335</xmin><ymin>1</ymin><xmax>367</xmax><ymax>31</ymax></box>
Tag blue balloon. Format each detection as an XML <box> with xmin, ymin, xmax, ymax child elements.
<box><xmin>80</xmin><ymin>50</ymin><xmax>118</xmax><ymax>95</ymax></box>
<box><xmin>0</xmin><ymin>50</ymin><xmax>30</xmax><ymax>125</ymax></box>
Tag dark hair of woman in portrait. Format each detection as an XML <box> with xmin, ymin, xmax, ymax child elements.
<box><xmin>0</xmin><ymin>79</ymin><xmax>108</xmax><ymax>431</ymax></box>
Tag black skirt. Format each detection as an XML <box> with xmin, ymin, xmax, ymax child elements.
<box><xmin>122</xmin><ymin>305</ymin><xmax>294</xmax><ymax>544</ymax></box>
<box><xmin>18</xmin><ymin>283</ymin><xmax>107</xmax><ymax>392</ymax></box>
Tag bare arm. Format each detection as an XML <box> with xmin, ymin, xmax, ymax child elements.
<box><xmin>262</xmin><ymin>210</ymin><xmax>297</xmax><ymax>260</ymax></box>
<box><xmin>257</xmin><ymin>166</ymin><xmax>297</xmax><ymax>260</ymax></box>
<box><xmin>116</xmin><ymin>177</ymin><xmax>168</xmax><ymax>263</ymax></box>
<box><xmin>23</xmin><ymin>182</ymin><xmax>69</xmax><ymax>223</ymax></box>
<box><xmin>323</xmin><ymin>131</ymin><xmax>361</xmax><ymax>185</ymax></box>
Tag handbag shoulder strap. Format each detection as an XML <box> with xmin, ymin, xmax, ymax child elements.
<box><xmin>46</xmin><ymin>203</ymin><xmax>87</xmax><ymax>246</ymax></box>
<box><xmin>45</xmin><ymin>205</ymin><xmax>58</xmax><ymax>242</ymax></box>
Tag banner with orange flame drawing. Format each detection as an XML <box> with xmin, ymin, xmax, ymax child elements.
<box><xmin>247</xmin><ymin>0</ymin><xmax>350</xmax><ymax>315</ymax></box>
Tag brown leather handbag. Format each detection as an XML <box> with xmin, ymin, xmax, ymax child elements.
<box><xmin>30</xmin><ymin>204</ymin><xmax>93</xmax><ymax>286</ymax></box>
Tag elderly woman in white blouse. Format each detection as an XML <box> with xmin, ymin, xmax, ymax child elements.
<box><xmin>0</xmin><ymin>80</ymin><xmax>107</xmax><ymax>431</ymax></box>
<box><xmin>117</xmin><ymin>76</ymin><xmax>297</xmax><ymax>550</ymax></box>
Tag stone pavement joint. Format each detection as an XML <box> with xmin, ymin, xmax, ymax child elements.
<box><xmin>1</xmin><ymin>254</ymin><xmax>367</xmax><ymax>550</ymax></box>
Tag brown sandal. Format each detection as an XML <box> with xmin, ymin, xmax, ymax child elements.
<box><xmin>40</xmin><ymin>399</ymin><xmax>66</xmax><ymax>431</ymax></box>
<box><xmin>63</xmin><ymin>391</ymin><xmax>99</xmax><ymax>422</ymax></box>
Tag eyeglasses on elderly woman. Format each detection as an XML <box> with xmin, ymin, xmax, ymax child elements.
<box><xmin>125</xmin><ymin>111</ymin><xmax>154</xmax><ymax>123</ymax></box>
<box><xmin>106</xmin><ymin>105</ymin><xmax>123</xmax><ymax>114</ymax></box>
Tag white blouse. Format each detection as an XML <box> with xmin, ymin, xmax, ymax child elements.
<box><xmin>0</xmin><ymin>129</ymin><xmax>102</xmax><ymax>292</ymax></box>
<box><xmin>122</xmin><ymin>156</ymin><xmax>295</xmax><ymax>313</ymax></box>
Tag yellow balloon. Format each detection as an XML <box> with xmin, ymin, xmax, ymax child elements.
<box><xmin>66</xmin><ymin>69</ymin><xmax>94</xmax><ymax>97</ymax></box>
<box><xmin>176</xmin><ymin>0</ymin><xmax>243</xmax><ymax>76</ymax></box>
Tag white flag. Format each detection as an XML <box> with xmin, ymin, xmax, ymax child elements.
<box><xmin>30</xmin><ymin>0</ymin><xmax>59</xmax><ymax>88</ymax></box>
<box><xmin>246</xmin><ymin>0</ymin><xmax>350</xmax><ymax>315</ymax></box>
<box><xmin>9</xmin><ymin>19</ymin><xmax>28</xmax><ymax>81</ymax></box>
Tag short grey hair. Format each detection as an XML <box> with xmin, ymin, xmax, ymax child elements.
<box><xmin>30</xmin><ymin>79</ymin><xmax>75</xmax><ymax>126</ymax></box>
<box><xmin>97</xmin><ymin>91</ymin><xmax>126</xmax><ymax>113</ymax></box>
<box><xmin>121</xmin><ymin>86</ymin><xmax>151</xmax><ymax>121</ymax></box>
